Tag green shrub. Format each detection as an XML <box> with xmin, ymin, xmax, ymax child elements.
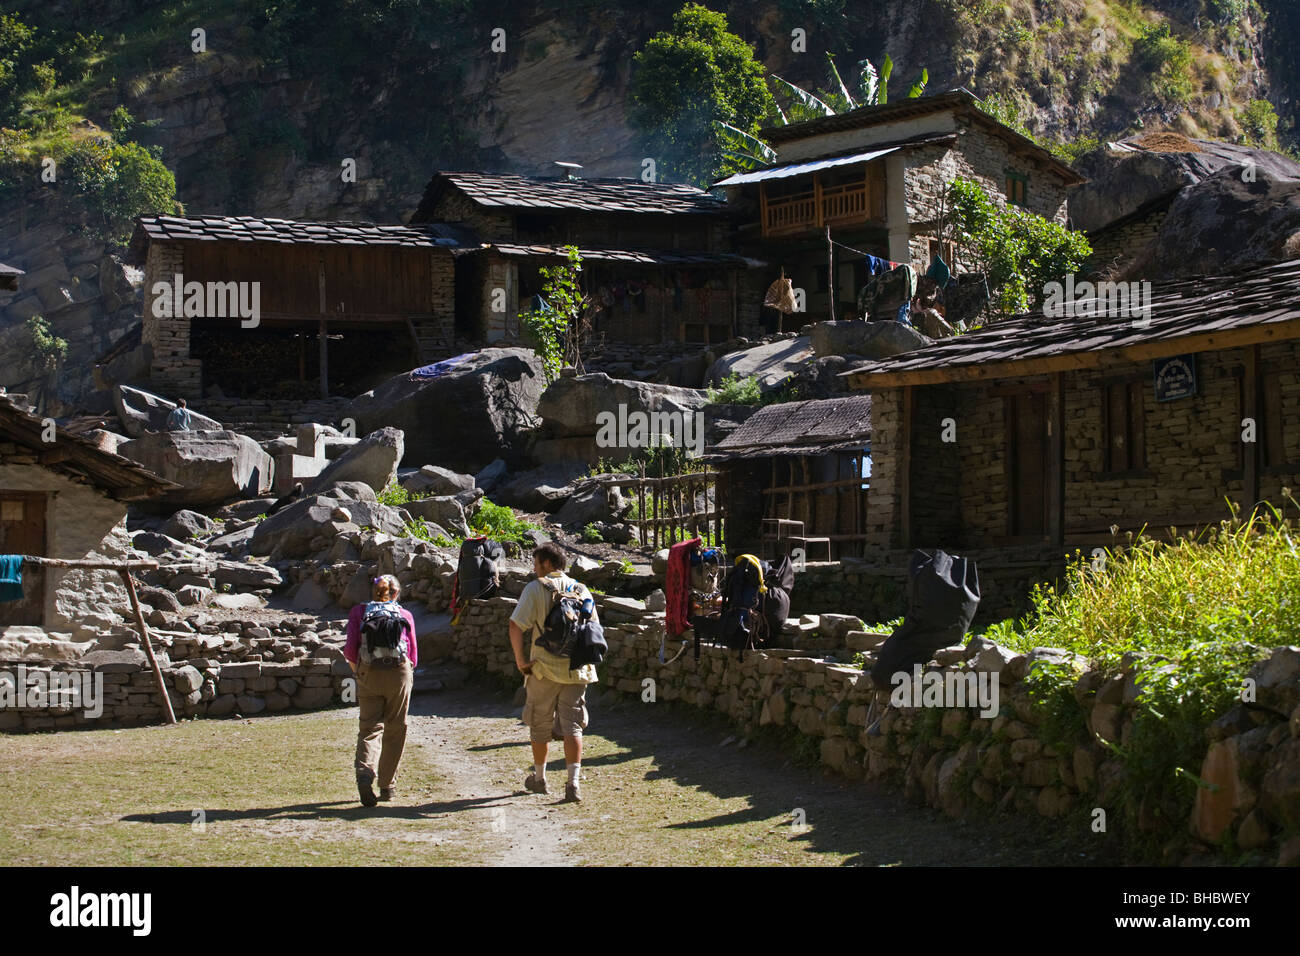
<box><xmin>1240</xmin><ymin>99</ymin><xmax>1279</xmax><ymax>149</ymax></box>
<box><xmin>1132</xmin><ymin>23</ymin><xmax>1193</xmax><ymax>105</ymax></box>
<box><xmin>581</xmin><ymin>523</ymin><xmax>604</xmax><ymax>543</ymax></box>
<box><xmin>26</xmin><ymin>315</ymin><xmax>67</xmax><ymax>371</ymax></box>
<box><xmin>469</xmin><ymin>499</ymin><xmax>539</xmax><ymax>541</ymax></box>
<box><xmin>706</xmin><ymin>371</ymin><xmax>762</xmax><ymax>404</ymax></box>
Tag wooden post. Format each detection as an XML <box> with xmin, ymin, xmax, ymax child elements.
<box><xmin>826</xmin><ymin>225</ymin><xmax>836</xmax><ymax>323</ymax></box>
<box><xmin>318</xmin><ymin>260</ymin><xmax>329</xmax><ymax>398</ymax></box>
<box><xmin>118</xmin><ymin>569</ymin><xmax>177</xmax><ymax>726</ymax></box>
<box><xmin>901</xmin><ymin>385</ymin><xmax>913</xmax><ymax>551</ymax></box>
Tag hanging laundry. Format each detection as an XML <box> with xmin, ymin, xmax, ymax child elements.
<box><xmin>666</xmin><ymin>538</ymin><xmax>701</xmax><ymax>637</ymax></box>
<box><xmin>859</xmin><ymin>264</ymin><xmax>917</xmax><ymax>322</ymax></box>
<box><xmin>598</xmin><ymin>286</ymin><xmax>615</xmax><ymax>308</ymax></box>
<box><xmin>939</xmin><ymin>273</ymin><xmax>992</xmax><ymax>327</ymax></box>
<box><xmin>926</xmin><ymin>254</ymin><xmax>952</xmax><ymax>289</ymax></box>
<box><xmin>863</xmin><ymin>253</ymin><xmax>890</xmax><ymax>277</ymax></box>
<box><xmin>0</xmin><ymin>555</ymin><xmax>23</xmax><ymax>603</ymax></box>
<box><xmin>896</xmin><ymin>302</ymin><xmax>913</xmax><ymax>325</ymax></box>
<box><xmin>410</xmin><ymin>352</ymin><xmax>474</xmax><ymax>381</ymax></box>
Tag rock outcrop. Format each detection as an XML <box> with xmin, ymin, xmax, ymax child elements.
<box><xmin>118</xmin><ymin>430</ymin><xmax>274</xmax><ymax>506</ymax></box>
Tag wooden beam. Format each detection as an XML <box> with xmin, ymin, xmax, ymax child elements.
<box><xmin>1049</xmin><ymin>372</ymin><xmax>1064</xmax><ymax>546</ymax></box>
<box><xmin>847</xmin><ymin>315</ymin><xmax>1300</xmax><ymax>390</ymax></box>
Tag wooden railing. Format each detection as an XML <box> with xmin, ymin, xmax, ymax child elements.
<box><xmin>760</xmin><ymin>166</ymin><xmax>883</xmax><ymax>237</ymax></box>
<box><xmin>597</xmin><ymin>469</ymin><xmax>725</xmax><ymax>551</ymax></box>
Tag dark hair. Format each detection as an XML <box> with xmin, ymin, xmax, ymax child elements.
<box><xmin>533</xmin><ymin>542</ymin><xmax>566</xmax><ymax>572</ymax></box>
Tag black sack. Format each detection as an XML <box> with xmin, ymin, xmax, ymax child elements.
<box><xmin>717</xmin><ymin>557</ymin><xmax>768</xmax><ymax>657</ymax></box>
<box><xmin>569</xmin><ymin>615</ymin><xmax>607</xmax><ymax>669</ymax></box>
<box><xmin>537</xmin><ymin>589</ymin><xmax>584</xmax><ymax>659</ymax></box>
<box><xmin>455</xmin><ymin>536</ymin><xmax>504</xmax><ymax>603</ymax></box>
<box><xmin>870</xmin><ymin>549</ymin><xmax>980</xmax><ymax>691</ymax></box>
<box><xmin>759</xmin><ymin>555</ymin><xmax>794</xmax><ymax>647</ymax></box>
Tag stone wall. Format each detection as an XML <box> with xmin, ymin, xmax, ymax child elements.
<box><xmin>0</xmin><ymin>456</ymin><xmax>133</xmax><ymax>638</ymax></box>
<box><xmin>1087</xmin><ymin>207</ymin><xmax>1169</xmax><ymax>278</ymax></box>
<box><xmin>142</xmin><ymin>241</ymin><xmax>203</xmax><ymax>397</ymax></box>
<box><xmin>902</xmin><ymin>124</ymin><xmax>1071</xmax><ymax>270</ymax></box>
<box><xmin>446</xmin><ymin>576</ymin><xmax>1300</xmax><ymax>865</ymax></box>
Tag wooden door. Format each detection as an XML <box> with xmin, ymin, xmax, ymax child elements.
<box><xmin>0</xmin><ymin>492</ymin><xmax>46</xmax><ymax>627</ymax></box>
<box><xmin>1007</xmin><ymin>392</ymin><xmax>1049</xmax><ymax>539</ymax></box>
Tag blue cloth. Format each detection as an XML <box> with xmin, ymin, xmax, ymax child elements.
<box><xmin>863</xmin><ymin>254</ymin><xmax>891</xmax><ymax>277</ymax></box>
<box><xmin>896</xmin><ymin>302</ymin><xmax>913</xmax><ymax>326</ymax></box>
<box><xmin>165</xmin><ymin>407</ymin><xmax>193</xmax><ymax>431</ymax></box>
<box><xmin>410</xmin><ymin>352</ymin><xmax>474</xmax><ymax>380</ymax></box>
<box><xmin>926</xmin><ymin>255</ymin><xmax>951</xmax><ymax>289</ymax></box>
<box><xmin>0</xmin><ymin>555</ymin><xmax>23</xmax><ymax>603</ymax></box>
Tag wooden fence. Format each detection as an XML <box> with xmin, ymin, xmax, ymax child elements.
<box><xmin>598</xmin><ymin>468</ymin><xmax>725</xmax><ymax>552</ymax></box>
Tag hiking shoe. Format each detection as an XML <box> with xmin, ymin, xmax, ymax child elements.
<box><xmin>379</xmin><ymin>787</ymin><xmax>395</xmax><ymax>802</ymax></box>
<box><xmin>564</xmin><ymin>781</ymin><xmax>583</xmax><ymax>804</ymax></box>
<box><xmin>524</xmin><ymin>772</ymin><xmax>549</xmax><ymax>795</ymax></box>
<box><xmin>357</xmin><ymin>771</ymin><xmax>378</xmax><ymax>807</ymax></box>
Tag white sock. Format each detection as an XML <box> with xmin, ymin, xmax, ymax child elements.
<box><xmin>568</xmin><ymin>763</ymin><xmax>581</xmax><ymax>784</ymax></box>
<box><xmin>534</xmin><ymin>762</ymin><xmax>546</xmax><ymax>780</ymax></box>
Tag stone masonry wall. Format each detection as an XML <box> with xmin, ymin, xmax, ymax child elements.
<box><xmin>447</xmin><ymin>574</ymin><xmax>1300</xmax><ymax>865</ymax></box>
<box><xmin>142</xmin><ymin>241</ymin><xmax>202</xmax><ymax>396</ymax></box>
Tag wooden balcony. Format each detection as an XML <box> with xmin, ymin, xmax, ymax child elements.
<box><xmin>759</xmin><ymin>163</ymin><xmax>886</xmax><ymax>238</ymax></box>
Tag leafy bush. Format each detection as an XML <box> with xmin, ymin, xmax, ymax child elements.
<box><xmin>1132</xmin><ymin>23</ymin><xmax>1193</xmax><ymax>105</ymax></box>
<box><xmin>469</xmin><ymin>499</ymin><xmax>539</xmax><ymax>541</ymax></box>
<box><xmin>377</xmin><ymin>482</ymin><xmax>428</xmax><ymax>507</ymax></box>
<box><xmin>948</xmin><ymin>177</ymin><xmax>1091</xmax><ymax>315</ymax></box>
<box><xmin>26</xmin><ymin>315</ymin><xmax>67</xmax><ymax>371</ymax></box>
<box><xmin>1240</xmin><ymin>99</ymin><xmax>1279</xmax><ymax>149</ymax></box>
<box><xmin>61</xmin><ymin>138</ymin><xmax>178</xmax><ymax>243</ymax></box>
<box><xmin>706</xmin><ymin>371</ymin><xmax>762</xmax><ymax>404</ymax></box>
<box><xmin>581</xmin><ymin>523</ymin><xmax>604</xmax><ymax>543</ymax></box>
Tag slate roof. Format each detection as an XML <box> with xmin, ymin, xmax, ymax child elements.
<box><xmin>760</xmin><ymin>88</ymin><xmax>1085</xmax><ymax>186</ymax></box>
<box><xmin>127</xmin><ymin>215</ymin><xmax>474</xmax><ymax>264</ymax></box>
<box><xmin>487</xmin><ymin>243</ymin><xmax>757</xmax><ymax>267</ymax></box>
<box><xmin>414</xmin><ymin>171</ymin><xmax>728</xmax><ymax>219</ymax></box>
<box><xmin>0</xmin><ymin>395</ymin><xmax>178</xmax><ymax>501</ymax></box>
<box><xmin>707</xmin><ymin>396</ymin><xmax>872</xmax><ymax>459</ymax></box>
<box><xmin>0</xmin><ymin>261</ymin><xmax>22</xmax><ymax>291</ymax></box>
<box><xmin>843</xmin><ymin>258</ymin><xmax>1300</xmax><ymax>389</ymax></box>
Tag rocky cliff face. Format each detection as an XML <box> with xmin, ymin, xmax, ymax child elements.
<box><xmin>2</xmin><ymin>0</ymin><xmax>1297</xmax><ymax>414</ymax></box>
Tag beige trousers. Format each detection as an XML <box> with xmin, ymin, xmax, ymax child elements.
<box><xmin>354</xmin><ymin>662</ymin><xmax>413</xmax><ymax>789</ymax></box>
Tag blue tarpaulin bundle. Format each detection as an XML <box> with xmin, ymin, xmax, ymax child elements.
<box><xmin>409</xmin><ymin>353</ymin><xmax>474</xmax><ymax>381</ymax></box>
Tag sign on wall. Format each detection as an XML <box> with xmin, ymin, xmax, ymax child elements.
<box><xmin>1154</xmin><ymin>354</ymin><xmax>1197</xmax><ymax>402</ymax></box>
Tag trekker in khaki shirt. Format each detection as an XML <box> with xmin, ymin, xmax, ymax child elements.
<box><xmin>509</xmin><ymin>541</ymin><xmax>598</xmax><ymax>803</ymax></box>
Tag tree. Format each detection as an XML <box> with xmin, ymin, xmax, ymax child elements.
<box><xmin>520</xmin><ymin>245</ymin><xmax>589</xmax><ymax>384</ymax></box>
<box><xmin>947</xmin><ymin>177</ymin><xmax>1091</xmax><ymax>316</ymax></box>
<box><xmin>629</xmin><ymin>3</ymin><xmax>774</xmax><ymax>185</ymax></box>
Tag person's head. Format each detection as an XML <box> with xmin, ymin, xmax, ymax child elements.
<box><xmin>532</xmin><ymin>542</ymin><xmax>566</xmax><ymax>577</ymax></box>
<box><xmin>178</xmin><ymin>399</ymin><xmax>187</xmax><ymax>408</ymax></box>
<box><xmin>372</xmin><ymin>574</ymin><xmax>401</xmax><ymax>602</ymax></box>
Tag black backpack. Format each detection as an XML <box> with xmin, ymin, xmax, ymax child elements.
<box><xmin>700</xmin><ymin>554</ymin><xmax>795</xmax><ymax>662</ymax></box>
<box><xmin>360</xmin><ymin>601</ymin><xmax>409</xmax><ymax>667</ymax></box>
<box><xmin>536</xmin><ymin>578</ymin><xmax>606</xmax><ymax>668</ymax></box>
<box><xmin>452</xmin><ymin>537</ymin><xmax>504</xmax><ymax>616</ymax></box>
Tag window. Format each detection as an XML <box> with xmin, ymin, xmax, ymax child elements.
<box><xmin>1005</xmin><ymin>171</ymin><xmax>1028</xmax><ymax>207</ymax></box>
<box><xmin>1101</xmin><ymin>380</ymin><xmax>1146</xmax><ymax>474</ymax></box>
<box><xmin>927</xmin><ymin>237</ymin><xmax>955</xmax><ymax>268</ymax></box>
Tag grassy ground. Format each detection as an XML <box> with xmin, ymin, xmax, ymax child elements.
<box><xmin>0</xmin><ymin>709</ymin><xmax>486</xmax><ymax>866</ymax></box>
<box><xmin>0</xmin><ymin>682</ymin><xmax>1113</xmax><ymax>867</ymax></box>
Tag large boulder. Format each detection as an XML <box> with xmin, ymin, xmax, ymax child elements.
<box><xmin>810</xmin><ymin>320</ymin><xmax>932</xmax><ymax>359</ymax></box>
<box><xmin>113</xmin><ymin>384</ymin><xmax>222</xmax><ymax>438</ymax></box>
<box><xmin>1121</xmin><ymin>166</ymin><xmax>1300</xmax><ymax>280</ymax></box>
<box><xmin>402</xmin><ymin>496</ymin><xmax>471</xmax><ymax>538</ymax></box>
<box><xmin>1070</xmin><ymin>135</ymin><xmax>1300</xmax><ymax>233</ymax></box>
<box><xmin>344</xmin><ymin>348</ymin><xmax>546</xmax><ymax>472</ymax></box>
<box><xmin>248</xmin><ymin>494</ymin><xmax>409</xmax><ymax>558</ymax></box>
<box><xmin>401</xmin><ymin>464</ymin><xmax>474</xmax><ymax>496</ymax></box>
<box><xmin>161</xmin><ymin>509</ymin><xmax>217</xmax><ymax>541</ymax></box>
<box><xmin>704</xmin><ymin>336</ymin><xmax>814</xmax><ymax>392</ymax></box>
<box><xmin>553</xmin><ymin>482</ymin><xmax>627</xmax><ymax>528</ymax></box>
<box><xmin>117</xmin><ymin>430</ymin><xmax>273</xmax><ymax>506</ymax></box>
<box><xmin>308</xmin><ymin>427</ymin><xmax>403</xmax><ymax>495</ymax></box>
<box><xmin>494</xmin><ymin>461</ymin><xmax>589</xmax><ymax>513</ymax></box>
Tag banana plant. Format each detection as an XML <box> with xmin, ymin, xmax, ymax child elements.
<box><xmin>714</xmin><ymin>120</ymin><xmax>778</xmax><ymax>171</ymax></box>
<box><xmin>770</xmin><ymin>73</ymin><xmax>835</xmax><ymax>123</ymax></box>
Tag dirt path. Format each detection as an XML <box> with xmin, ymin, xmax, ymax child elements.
<box><xmin>404</xmin><ymin>677</ymin><xmax>1116</xmax><ymax>867</ymax></box>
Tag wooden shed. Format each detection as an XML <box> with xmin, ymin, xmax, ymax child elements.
<box><xmin>705</xmin><ymin>396</ymin><xmax>872</xmax><ymax>561</ymax></box>
<box><xmin>128</xmin><ymin>215</ymin><xmax>473</xmax><ymax>398</ymax></box>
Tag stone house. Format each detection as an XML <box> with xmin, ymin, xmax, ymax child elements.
<box><xmin>410</xmin><ymin>170</ymin><xmax>761</xmax><ymax>347</ymax></box>
<box><xmin>716</xmin><ymin>89</ymin><xmax>1085</xmax><ymax>323</ymax></box>
<box><xmin>841</xmin><ymin>258</ymin><xmax>1300</xmax><ymax>561</ymax></box>
<box><xmin>127</xmin><ymin>215</ymin><xmax>472</xmax><ymax>399</ymax></box>
<box><xmin>0</xmin><ymin>394</ymin><xmax>175</xmax><ymax>636</ymax></box>
<box><xmin>705</xmin><ymin>395</ymin><xmax>872</xmax><ymax>561</ymax></box>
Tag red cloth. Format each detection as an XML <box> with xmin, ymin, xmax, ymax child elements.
<box><xmin>666</xmin><ymin>537</ymin><xmax>701</xmax><ymax>637</ymax></box>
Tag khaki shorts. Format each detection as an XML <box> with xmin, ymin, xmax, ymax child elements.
<box><xmin>522</xmin><ymin>676</ymin><xmax>589</xmax><ymax>742</ymax></box>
